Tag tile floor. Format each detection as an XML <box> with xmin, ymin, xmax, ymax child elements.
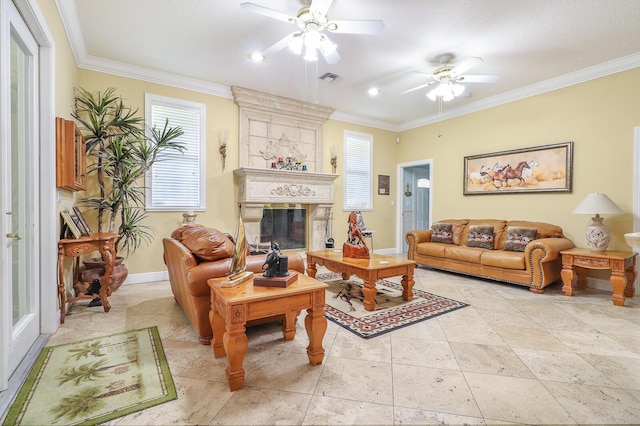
<box><xmin>27</xmin><ymin>266</ymin><xmax>640</xmax><ymax>424</ymax></box>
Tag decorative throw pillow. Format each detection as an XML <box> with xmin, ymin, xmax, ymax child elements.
<box><xmin>503</xmin><ymin>226</ymin><xmax>537</xmax><ymax>252</ymax></box>
<box><xmin>431</xmin><ymin>223</ymin><xmax>454</xmax><ymax>244</ymax></box>
<box><xmin>173</xmin><ymin>225</ymin><xmax>235</xmax><ymax>261</ymax></box>
<box><xmin>466</xmin><ymin>225</ymin><xmax>495</xmax><ymax>249</ymax></box>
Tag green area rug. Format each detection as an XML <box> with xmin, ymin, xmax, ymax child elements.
<box><xmin>318</xmin><ymin>272</ymin><xmax>468</xmax><ymax>338</ymax></box>
<box><xmin>3</xmin><ymin>326</ymin><xmax>176</xmax><ymax>426</ymax></box>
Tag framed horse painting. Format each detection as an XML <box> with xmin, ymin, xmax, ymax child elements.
<box><xmin>463</xmin><ymin>141</ymin><xmax>573</xmax><ymax>195</ymax></box>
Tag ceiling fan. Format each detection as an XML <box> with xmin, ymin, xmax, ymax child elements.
<box><xmin>241</xmin><ymin>0</ymin><xmax>384</xmax><ymax>64</ymax></box>
<box><xmin>401</xmin><ymin>54</ymin><xmax>499</xmax><ymax>101</ymax></box>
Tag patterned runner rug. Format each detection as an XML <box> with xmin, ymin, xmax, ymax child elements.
<box><xmin>2</xmin><ymin>326</ymin><xmax>176</xmax><ymax>426</ymax></box>
<box><xmin>318</xmin><ymin>272</ymin><xmax>468</xmax><ymax>338</ymax></box>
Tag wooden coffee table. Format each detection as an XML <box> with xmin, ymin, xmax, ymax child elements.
<box><xmin>207</xmin><ymin>273</ymin><xmax>328</xmax><ymax>391</ymax></box>
<box><xmin>306</xmin><ymin>250</ymin><xmax>417</xmax><ymax>311</ymax></box>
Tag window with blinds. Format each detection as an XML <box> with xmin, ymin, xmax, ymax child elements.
<box><xmin>343</xmin><ymin>130</ymin><xmax>373</xmax><ymax>211</ymax></box>
<box><xmin>145</xmin><ymin>94</ymin><xmax>205</xmax><ymax>211</ymax></box>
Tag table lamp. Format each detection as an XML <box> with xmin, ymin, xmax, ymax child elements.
<box><xmin>572</xmin><ymin>192</ymin><xmax>623</xmax><ymax>252</ymax></box>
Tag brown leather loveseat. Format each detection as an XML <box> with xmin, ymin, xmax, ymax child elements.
<box><xmin>406</xmin><ymin>219</ymin><xmax>574</xmax><ymax>293</ymax></box>
<box><xmin>163</xmin><ymin>224</ymin><xmax>305</xmax><ymax>344</ymax></box>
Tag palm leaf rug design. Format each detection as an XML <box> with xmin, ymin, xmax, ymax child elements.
<box><xmin>318</xmin><ymin>273</ymin><xmax>468</xmax><ymax>338</ymax></box>
<box><xmin>3</xmin><ymin>326</ymin><xmax>176</xmax><ymax>425</ymax></box>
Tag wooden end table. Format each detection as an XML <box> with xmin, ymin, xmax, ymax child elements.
<box><xmin>208</xmin><ymin>273</ymin><xmax>328</xmax><ymax>391</ymax></box>
<box><xmin>305</xmin><ymin>250</ymin><xmax>417</xmax><ymax>311</ymax></box>
<box><xmin>57</xmin><ymin>233</ymin><xmax>119</xmax><ymax>323</ymax></box>
<box><xmin>560</xmin><ymin>248</ymin><xmax>638</xmax><ymax>306</ymax></box>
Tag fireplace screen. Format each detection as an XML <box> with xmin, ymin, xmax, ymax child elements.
<box><xmin>260</xmin><ymin>207</ymin><xmax>306</xmax><ymax>250</ymax></box>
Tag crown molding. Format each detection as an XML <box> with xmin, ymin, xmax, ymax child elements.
<box><xmin>329</xmin><ymin>111</ymin><xmax>400</xmax><ymax>132</ymax></box>
<box><xmin>57</xmin><ymin>0</ymin><xmax>639</xmax><ymax>132</ymax></box>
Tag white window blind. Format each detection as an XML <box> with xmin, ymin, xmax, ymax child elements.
<box><xmin>343</xmin><ymin>130</ymin><xmax>373</xmax><ymax>211</ymax></box>
<box><xmin>145</xmin><ymin>94</ymin><xmax>205</xmax><ymax>211</ymax></box>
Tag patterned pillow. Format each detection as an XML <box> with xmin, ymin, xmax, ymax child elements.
<box><xmin>503</xmin><ymin>226</ymin><xmax>537</xmax><ymax>252</ymax></box>
<box><xmin>431</xmin><ymin>223</ymin><xmax>454</xmax><ymax>244</ymax></box>
<box><xmin>466</xmin><ymin>225</ymin><xmax>495</xmax><ymax>249</ymax></box>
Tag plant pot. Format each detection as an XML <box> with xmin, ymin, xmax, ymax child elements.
<box><xmin>81</xmin><ymin>256</ymin><xmax>128</xmax><ymax>292</ymax></box>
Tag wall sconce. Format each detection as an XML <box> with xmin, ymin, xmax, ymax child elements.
<box><xmin>330</xmin><ymin>145</ymin><xmax>338</xmax><ymax>174</ymax></box>
<box><xmin>218</xmin><ymin>129</ymin><xmax>228</xmax><ymax>170</ymax></box>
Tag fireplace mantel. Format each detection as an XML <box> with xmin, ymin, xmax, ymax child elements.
<box><xmin>233</xmin><ymin>167</ymin><xmax>338</xmax><ymax>251</ymax></box>
<box><xmin>234</xmin><ymin>167</ymin><xmax>338</xmax><ymax>205</ymax></box>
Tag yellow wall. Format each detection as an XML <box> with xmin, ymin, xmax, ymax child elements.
<box><xmin>74</xmin><ymin>70</ymin><xmax>401</xmax><ymax>274</ymax></box>
<box><xmin>71</xmin><ymin>67</ymin><xmax>639</xmax><ymax>276</ymax></box>
<box><xmin>397</xmin><ymin>68</ymin><xmax>639</xmax><ymax>252</ymax></box>
<box><xmin>39</xmin><ymin>0</ymin><xmax>635</xmax><ymax>275</ymax></box>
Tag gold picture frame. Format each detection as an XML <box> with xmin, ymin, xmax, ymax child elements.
<box><xmin>60</xmin><ymin>211</ymin><xmax>82</xmax><ymax>239</ymax></box>
<box><xmin>463</xmin><ymin>141</ymin><xmax>573</xmax><ymax>195</ymax></box>
<box><xmin>73</xmin><ymin>207</ymin><xmax>93</xmax><ymax>236</ymax></box>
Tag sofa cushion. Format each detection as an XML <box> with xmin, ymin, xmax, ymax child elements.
<box><xmin>505</xmin><ymin>220</ymin><xmax>564</xmax><ymax>239</ymax></box>
<box><xmin>466</xmin><ymin>225</ymin><xmax>495</xmax><ymax>249</ymax></box>
<box><xmin>171</xmin><ymin>224</ymin><xmax>235</xmax><ymax>262</ymax></box>
<box><xmin>416</xmin><ymin>242</ymin><xmax>446</xmax><ymax>257</ymax></box>
<box><xmin>460</xmin><ymin>219</ymin><xmax>506</xmax><ymax>248</ymax></box>
<box><xmin>503</xmin><ymin>226</ymin><xmax>538</xmax><ymax>252</ymax></box>
<box><xmin>431</xmin><ymin>223</ymin><xmax>453</xmax><ymax>244</ymax></box>
<box><xmin>480</xmin><ymin>250</ymin><xmax>526</xmax><ymax>270</ymax></box>
<box><xmin>445</xmin><ymin>245</ymin><xmax>484</xmax><ymax>263</ymax></box>
<box><xmin>436</xmin><ymin>219</ymin><xmax>469</xmax><ymax>245</ymax></box>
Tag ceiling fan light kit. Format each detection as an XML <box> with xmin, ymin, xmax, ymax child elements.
<box><xmin>427</xmin><ymin>82</ymin><xmax>465</xmax><ymax>102</ymax></box>
<box><xmin>241</xmin><ymin>0</ymin><xmax>383</xmax><ymax>64</ymax></box>
<box><xmin>403</xmin><ymin>54</ymin><xmax>499</xmax><ymax>102</ymax></box>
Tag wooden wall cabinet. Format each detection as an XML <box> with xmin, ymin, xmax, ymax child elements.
<box><xmin>56</xmin><ymin>117</ymin><xmax>86</xmax><ymax>191</ymax></box>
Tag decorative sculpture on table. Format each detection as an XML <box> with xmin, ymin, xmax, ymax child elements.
<box><xmin>221</xmin><ymin>213</ymin><xmax>254</xmax><ymax>287</ymax></box>
<box><xmin>254</xmin><ymin>241</ymin><xmax>298</xmax><ymax>287</ymax></box>
<box><xmin>343</xmin><ymin>211</ymin><xmax>370</xmax><ymax>259</ymax></box>
<box><xmin>261</xmin><ymin>242</ymin><xmax>289</xmax><ymax>278</ymax></box>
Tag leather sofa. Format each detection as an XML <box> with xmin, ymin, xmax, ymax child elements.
<box><xmin>163</xmin><ymin>224</ymin><xmax>305</xmax><ymax>344</ymax></box>
<box><xmin>406</xmin><ymin>219</ymin><xmax>574</xmax><ymax>293</ymax></box>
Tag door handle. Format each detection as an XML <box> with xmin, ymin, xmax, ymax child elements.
<box><xmin>6</xmin><ymin>233</ymin><xmax>21</xmax><ymax>240</ymax></box>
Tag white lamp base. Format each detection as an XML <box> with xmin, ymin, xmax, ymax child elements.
<box><xmin>585</xmin><ymin>216</ymin><xmax>610</xmax><ymax>252</ymax></box>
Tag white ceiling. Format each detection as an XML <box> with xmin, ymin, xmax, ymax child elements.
<box><xmin>57</xmin><ymin>0</ymin><xmax>640</xmax><ymax>131</ymax></box>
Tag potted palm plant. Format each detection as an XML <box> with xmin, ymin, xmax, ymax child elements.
<box><xmin>72</xmin><ymin>87</ymin><xmax>185</xmax><ymax>291</ymax></box>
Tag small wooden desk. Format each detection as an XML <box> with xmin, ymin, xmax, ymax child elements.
<box><xmin>57</xmin><ymin>233</ymin><xmax>118</xmax><ymax>323</ymax></box>
<box><xmin>306</xmin><ymin>250</ymin><xmax>417</xmax><ymax>311</ymax></box>
<box><xmin>560</xmin><ymin>248</ymin><xmax>638</xmax><ymax>306</ymax></box>
<box><xmin>208</xmin><ymin>273</ymin><xmax>328</xmax><ymax>391</ymax></box>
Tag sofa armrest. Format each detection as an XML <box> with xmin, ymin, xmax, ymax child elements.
<box><xmin>525</xmin><ymin>237</ymin><xmax>574</xmax><ymax>287</ymax></box>
<box><xmin>524</xmin><ymin>237</ymin><xmax>575</xmax><ymax>265</ymax></box>
<box><xmin>405</xmin><ymin>230</ymin><xmax>433</xmax><ymax>260</ymax></box>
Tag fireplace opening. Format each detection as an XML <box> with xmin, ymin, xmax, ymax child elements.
<box><xmin>260</xmin><ymin>205</ymin><xmax>306</xmax><ymax>250</ymax></box>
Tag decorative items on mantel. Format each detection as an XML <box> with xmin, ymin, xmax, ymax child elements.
<box><xmin>232</xmin><ymin>86</ymin><xmax>334</xmax><ymax>173</ymax></box>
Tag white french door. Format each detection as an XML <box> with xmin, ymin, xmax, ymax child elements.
<box><xmin>0</xmin><ymin>0</ymin><xmax>40</xmax><ymax>387</ymax></box>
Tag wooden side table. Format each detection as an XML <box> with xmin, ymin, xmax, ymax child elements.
<box><xmin>57</xmin><ymin>233</ymin><xmax>119</xmax><ymax>323</ymax></box>
<box><xmin>208</xmin><ymin>273</ymin><xmax>328</xmax><ymax>391</ymax></box>
<box><xmin>560</xmin><ymin>248</ymin><xmax>638</xmax><ymax>306</ymax></box>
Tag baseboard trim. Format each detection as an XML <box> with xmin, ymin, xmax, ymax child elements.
<box><xmin>123</xmin><ymin>270</ymin><xmax>169</xmax><ymax>285</ymax></box>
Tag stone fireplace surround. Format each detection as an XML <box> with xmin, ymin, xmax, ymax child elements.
<box><xmin>232</xmin><ymin>87</ymin><xmax>338</xmax><ymax>251</ymax></box>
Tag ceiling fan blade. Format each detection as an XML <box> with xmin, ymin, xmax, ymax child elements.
<box><xmin>240</xmin><ymin>2</ymin><xmax>295</xmax><ymax>23</ymax></box>
<box><xmin>310</xmin><ymin>0</ymin><xmax>333</xmax><ymax>16</ymax></box>
<box><xmin>400</xmin><ymin>81</ymin><xmax>435</xmax><ymax>95</ymax></box>
<box><xmin>449</xmin><ymin>57</ymin><xmax>483</xmax><ymax>77</ymax></box>
<box><xmin>329</xmin><ymin>19</ymin><xmax>385</xmax><ymax>34</ymax></box>
<box><xmin>262</xmin><ymin>33</ymin><xmax>297</xmax><ymax>56</ymax></box>
<box><xmin>456</xmin><ymin>74</ymin><xmax>500</xmax><ymax>83</ymax></box>
<box><xmin>321</xmin><ymin>48</ymin><xmax>340</xmax><ymax>64</ymax></box>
